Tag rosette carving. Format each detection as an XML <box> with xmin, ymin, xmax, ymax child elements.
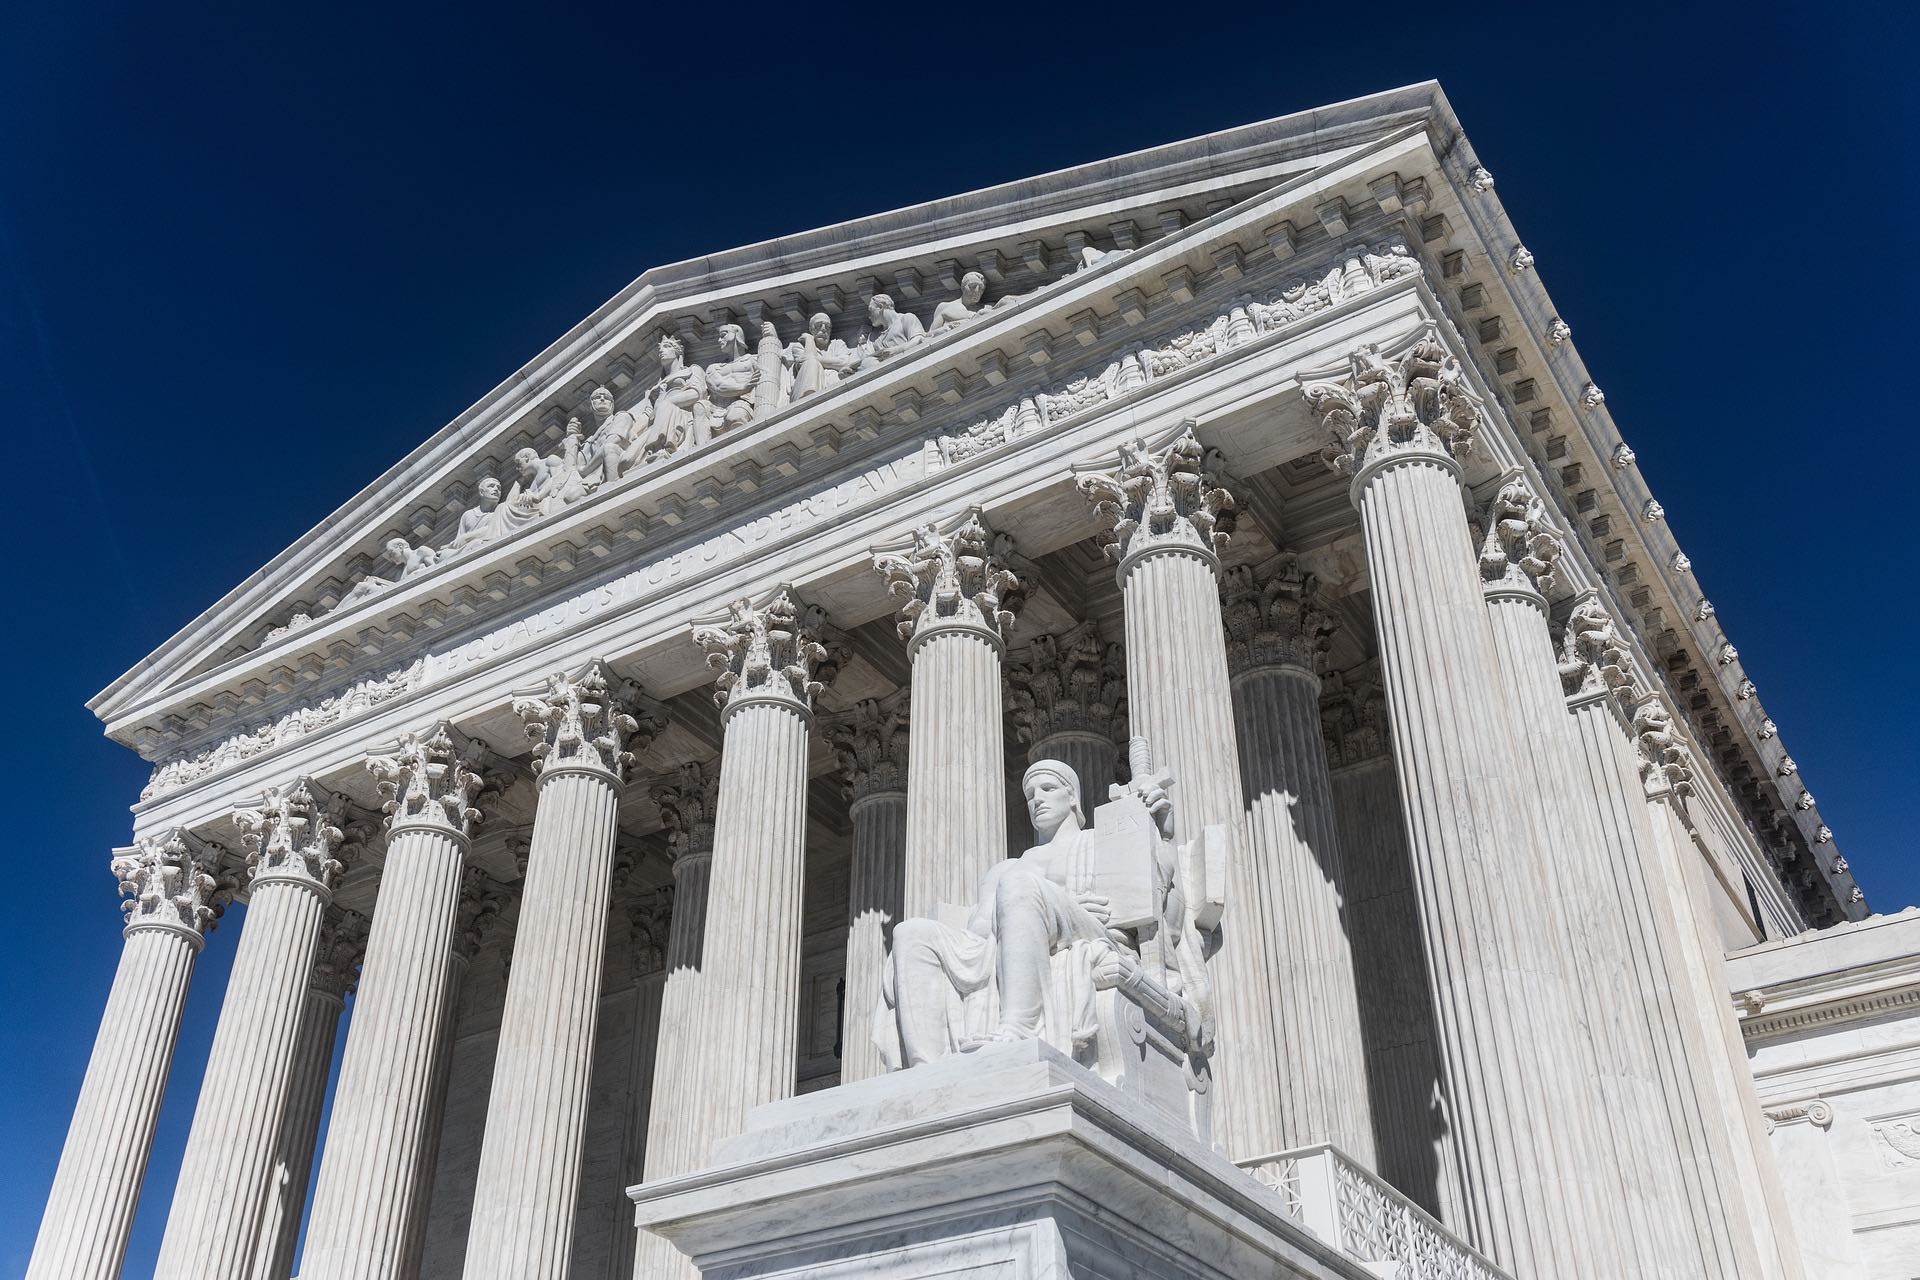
<box><xmin>365</xmin><ymin>721</ymin><xmax>489</xmax><ymax>838</ymax></box>
<box><xmin>1220</xmin><ymin>556</ymin><xmax>1337</xmax><ymax>676</ymax></box>
<box><xmin>233</xmin><ymin>776</ymin><xmax>350</xmax><ymax>889</ymax></box>
<box><xmin>512</xmin><ymin>658</ymin><xmax>664</xmax><ymax>782</ymax></box>
<box><xmin>873</xmin><ymin>509</ymin><xmax>1023</xmax><ymax>645</ymax></box>
<box><xmin>1075</xmin><ymin>425</ymin><xmax>1234</xmax><ymax>564</ymax></box>
<box><xmin>1478</xmin><ymin>473</ymin><xmax>1563</xmax><ymax>595</ymax></box>
<box><xmin>691</xmin><ymin>586</ymin><xmax>829</xmax><ymax>712</ymax></box>
<box><xmin>112</xmin><ymin>829</ymin><xmax>228</xmax><ymax>937</ymax></box>
<box><xmin>1006</xmin><ymin>625</ymin><xmax>1126</xmax><ymax>745</ymax></box>
<box><xmin>1304</xmin><ymin>327</ymin><xmax>1484</xmax><ymax>475</ymax></box>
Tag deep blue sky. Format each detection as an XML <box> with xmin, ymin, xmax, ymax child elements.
<box><xmin>3</xmin><ymin>2</ymin><xmax>1915</xmax><ymax>1271</ymax></box>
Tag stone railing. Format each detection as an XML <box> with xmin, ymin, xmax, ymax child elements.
<box><xmin>1237</xmin><ymin>1145</ymin><xmax>1511</xmax><ymax>1280</ymax></box>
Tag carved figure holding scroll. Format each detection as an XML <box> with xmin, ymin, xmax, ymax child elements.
<box><xmin>784</xmin><ymin>312</ymin><xmax>862</xmax><ymax>401</ymax></box>
<box><xmin>879</xmin><ymin>739</ymin><xmax>1217</xmax><ymax>1077</ymax></box>
<box><xmin>856</xmin><ymin>293</ymin><xmax>926</xmax><ymax>371</ymax></box>
<box><xmin>928</xmin><ymin>270</ymin><xmax>992</xmax><ymax>336</ymax></box>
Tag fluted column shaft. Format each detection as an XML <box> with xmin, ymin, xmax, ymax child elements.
<box><xmin>843</xmin><ymin>789</ymin><xmax>907</xmax><ymax>1083</ymax></box>
<box><xmin>254</xmin><ymin>985</ymin><xmax>345</xmax><ymax>1280</ymax></box>
<box><xmin>640</xmin><ymin>852</ymin><xmax>711</xmax><ymax>1183</ymax></box>
<box><xmin>154</xmin><ymin>869</ymin><xmax>332</xmax><ymax>1280</ymax></box>
<box><xmin>1566</xmin><ymin>690</ymin><xmax>1768</xmax><ymax>1278</ymax></box>
<box><xmin>1352</xmin><ymin>450</ymin><xmax>1618</xmax><ymax>1278</ymax></box>
<box><xmin>902</xmin><ymin>622</ymin><xmax>1007</xmax><ymax>917</ymax></box>
<box><xmin>1485</xmin><ymin>588</ymin><xmax>1692</xmax><ymax>1278</ymax></box>
<box><xmin>1028</xmin><ymin>729</ymin><xmax>1116</xmax><ymax>809</ymax></box>
<box><xmin>301</xmin><ymin>821</ymin><xmax>468</xmax><ymax>1280</ymax></box>
<box><xmin>1230</xmin><ymin>660</ymin><xmax>1374</xmax><ymax>1166</ymax></box>
<box><xmin>27</xmin><ymin>921</ymin><xmax>203</xmax><ymax>1280</ymax></box>
<box><xmin>699</xmin><ymin>695</ymin><xmax>812</xmax><ymax>1130</ymax></box>
<box><xmin>464</xmin><ymin>767</ymin><xmax>624</xmax><ymax>1279</ymax></box>
<box><xmin>1117</xmin><ymin>543</ymin><xmax>1267</xmax><ymax>1150</ymax></box>
<box><xmin>611</xmin><ymin>970</ymin><xmax>666</xmax><ymax>1270</ymax></box>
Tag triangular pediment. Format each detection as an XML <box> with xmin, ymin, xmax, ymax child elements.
<box><xmin>96</xmin><ymin>84</ymin><xmax>1461</xmax><ymax>755</ymax></box>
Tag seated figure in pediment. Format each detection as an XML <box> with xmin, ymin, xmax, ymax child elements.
<box><xmin>579</xmin><ymin>385</ymin><xmax>643</xmax><ymax>484</ymax></box>
<box><xmin>447</xmin><ymin>477</ymin><xmax>504</xmax><ymax>555</ymax></box>
<box><xmin>628</xmin><ymin>334</ymin><xmax>713</xmax><ymax>464</ymax></box>
<box><xmin>783</xmin><ymin>312</ymin><xmax>862</xmax><ymax>401</ymax></box>
<box><xmin>495</xmin><ymin>446</ymin><xmax>564</xmax><ymax>537</ymax></box>
<box><xmin>877</xmin><ymin>742</ymin><xmax>1218</xmax><ymax>1137</ymax></box>
<box><xmin>927</xmin><ymin>270</ymin><xmax>992</xmax><ymax>336</ymax></box>
<box><xmin>855</xmin><ymin>293</ymin><xmax>927</xmax><ymax>372</ymax></box>
<box><xmin>705</xmin><ymin>323</ymin><xmax>762</xmax><ymax>435</ymax></box>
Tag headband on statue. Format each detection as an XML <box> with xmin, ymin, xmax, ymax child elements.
<box><xmin>1021</xmin><ymin>758</ymin><xmax>1085</xmax><ymax>823</ymax></box>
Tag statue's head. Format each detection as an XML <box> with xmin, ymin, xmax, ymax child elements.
<box><xmin>868</xmin><ymin>293</ymin><xmax>894</xmax><ymax>325</ymax></box>
<box><xmin>960</xmin><ymin>270</ymin><xmax>986</xmax><ymax>304</ymax></box>
<box><xmin>513</xmin><ymin>446</ymin><xmax>540</xmax><ymax>475</ymax></box>
<box><xmin>476</xmin><ymin>476</ymin><xmax>502</xmax><ymax>504</ymax></box>
<box><xmin>1022</xmin><ymin>759</ymin><xmax>1084</xmax><ymax>838</ymax></box>
<box><xmin>589</xmin><ymin>385</ymin><xmax>614</xmax><ymax>416</ymax></box>
<box><xmin>657</xmin><ymin>334</ymin><xmax>683</xmax><ymax>365</ymax></box>
<box><xmin>383</xmin><ymin>537</ymin><xmax>410</xmax><ymax>563</ymax></box>
<box><xmin>716</xmin><ymin>322</ymin><xmax>745</xmax><ymax>354</ymax></box>
<box><xmin>808</xmin><ymin>312</ymin><xmax>832</xmax><ymax>340</ymax></box>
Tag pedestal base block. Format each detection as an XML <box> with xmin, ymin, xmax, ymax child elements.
<box><xmin>629</xmin><ymin>1040</ymin><xmax>1369</xmax><ymax>1279</ymax></box>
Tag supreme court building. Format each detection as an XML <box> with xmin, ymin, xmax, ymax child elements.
<box><xmin>30</xmin><ymin>84</ymin><xmax>1916</xmax><ymax>1280</ymax></box>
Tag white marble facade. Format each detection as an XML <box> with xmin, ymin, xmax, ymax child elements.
<box><xmin>31</xmin><ymin>83</ymin><xmax>1879</xmax><ymax>1280</ymax></box>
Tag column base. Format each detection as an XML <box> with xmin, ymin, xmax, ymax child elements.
<box><xmin>628</xmin><ymin>1040</ymin><xmax>1375</xmax><ymax>1279</ymax></box>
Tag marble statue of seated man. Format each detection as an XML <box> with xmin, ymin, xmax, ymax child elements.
<box><xmin>878</xmin><ymin>747</ymin><xmax>1216</xmax><ymax>1078</ymax></box>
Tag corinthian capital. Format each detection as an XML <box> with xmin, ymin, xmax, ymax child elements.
<box><xmin>365</xmin><ymin>721</ymin><xmax>489</xmax><ymax>839</ymax></box>
<box><xmin>311</xmin><ymin>908</ymin><xmax>370</xmax><ymax>999</ymax></box>
<box><xmin>1305</xmin><ymin>326</ymin><xmax>1483</xmax><ymax>476</ymax></box>
<box><xmin>512</xmin><ymin>658</ymin><xmax>664</xmax><ymax>782</ymax></box>
<box><xmin>455</xmin><ymin>867</ymin><xmax>512</xmax><ymax>961</ymax></box>
<box><xmin>1074</xmin><ymin>425</ymin><xmax>1234</xmax><ymax>567</ymax></box>
<box><xmin>651</xmin><ymin>759</ymin><xmax>720</xmax><ymax>864</ymax></box>
<box><xmin>1007</xmin><ymin>624</ymin><xmax>1126</xmax><ymax>745</ymax></box>
<box><xmin>233</xmin><ymin>777</ymin><xmax>350</xmax><ymax>891</ymax></box>
<box><xmin>1478</xmin><ymin>473</ymin><xmax>1563</xmax><ymax>596</ymax></box>
<box><xmin>1319</xmin><ymin>667</ymin><xmax>1390</xmax><ymax>768</ymax></box>
<box><xmin>825</xmin><ymin>691</ymin><xmax>911</xmax><ymax>802</ymax></box>
<box><xmin>628</xmin><ymin>887</ymin><xmax>673</xmax><ymax>977</ymax></box>
<box><xmin>1633</xmin><ymin>698</ymin><xmax>1694</xmax><ymax>797</ymax></box>
<box><xmin>874</xmin><ymin>509</ymin><xmax>1023</xmax><ymax>647</ymax></box>
<box><xmin>1220</xmin><ymin>556</ymin><xmax>1337</xmax><ymax>676</ymax></box>
<box><xmin>691</xmin><ymin>586</ymin><xmax>829</xmax><ymax>714</ymax></box>
<box><xmin>1557</xmin><ymin>593</ymin><xmax>1635</xmax><ymax>700</ymax></box>
<box><xmin>112</xmin><ymin>829</ymin><xmax>227</xmax><ymax>939</ymax></box>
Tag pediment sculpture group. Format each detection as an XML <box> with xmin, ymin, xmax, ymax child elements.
<box><xmin>326</xmin><ymin>250</ymin><xmax>1118</xmax><ymax>616</ymax></box>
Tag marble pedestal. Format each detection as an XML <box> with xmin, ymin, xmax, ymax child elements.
<box><xmin>628</xmin><ymin>1040</ymin><xmax>1369</xmax><ymax>1279</ymax></box>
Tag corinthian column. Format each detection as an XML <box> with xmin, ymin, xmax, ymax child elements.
<box><xmin>255</xmin><ymin>909</ymin><xmax>367</xmax><ymax>1280</ymax></box>
<box><xmin>465</xmin><ymin>661</ymin><xmax>661</xmax><ymax>1280</ymax></box>
<box><xmin>1557</xmin><ymin>600</ymin><xmax>1769</xmax><ymax>1279</ymax></box>
<box><xmin>1220</xmin><ymin>557</ymin><xmax>1373</xmax><ymax>1168</ymax></box>
<box><xmin>1477</xmin><ymin>479</ymin><xmax>1697</xmax><ymax>1278</ymax></box>
<box><xmin>1006</xmin><ymin>623</ymin><xmax>1126</xmax><ymax>803</ymax></box>
<box><xmin>1075</xmin><ymin>428</ymin><xmax>1269</xmax><ymax>1152</ymax></box>
<box><xmin>875</xmin><ymin>509</ymin><xmax>1022</xmax><ymax>917</ymax></box>
<box><xmin>27</xmin><ymin>831</ymin><xmax>226</xmax><ymax>1280</ymax></box>
<box><xmin>1304</xmin><ymin>329</ymin><xmax>1621</xmax><ymax>1279</ymax></box>
<box><xmin>636</xmin><ymin>761</ymin><xmax>717</xmax><ymax>1193</ymax></box>
<box><xmin>154</xmin><ymin>779</ymin><xmax>351</xmax><ymax>1280</ymax></box>
<box><xmin>825</xmin><ymin>693</ymin><xmax>910</xmax><ymax>1083</ymax></box>
<box><xmin>301</xmin><ymin>723</ymin><xmax>487</xmax><ymax>1280</ymax></box>
<box><xmin>636</xmin><ymin>590</ymin><xmax>828</xmax><ymax>1280</ymax></box>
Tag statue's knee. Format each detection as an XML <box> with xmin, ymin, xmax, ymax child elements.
<box><xmin>893</xmin><ymin>918</ymin><xmax>938</xmax><ymax>959</ymax></box>
<box><xmin>994</xmin><ymin>867</ymin><xmax>1048</xmax><ymax>915</ymax></box>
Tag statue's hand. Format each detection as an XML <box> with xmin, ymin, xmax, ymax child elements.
<box><xmin>1090</xmin><ymin>946</ymin><xmax>1128</xmax><ymax>989</ymax></box>
<box><xmin>1129</xmin><ymin>782</ymin><xmax>1173</xmax><ymax>836</ymax></box>
<box><xmin>1076</xmin><ymin>892</ymin><xmax>1111</xmax><ymax>926</ymax></box>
